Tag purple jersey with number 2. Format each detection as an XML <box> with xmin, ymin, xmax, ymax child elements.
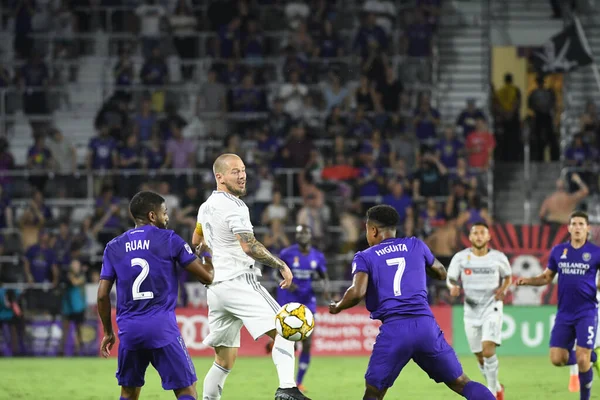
<box><xmin>352</xmin><ymin>237</ymin><xmax>463</xmax><ymax>390</ymax></box>
<box><xmin>100</xmin><ymin>224</ymin><xmax>198</xmax><ymax>390</ymax></box>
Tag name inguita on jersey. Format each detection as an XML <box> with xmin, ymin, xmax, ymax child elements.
<box><xmin>375</xmin><ymin>243</ymin><xmax>408</xmax><ymax>256</ymax></box>
<box><xmin>558</xmin><ymin>261</ymin><xmax>590</xmax><ymax>275</ymax></box>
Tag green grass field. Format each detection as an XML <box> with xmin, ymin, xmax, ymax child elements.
<box><xmin>0</xmin><ymin>356</ymin><xmax>590</xmax><ymax>399</ymax></box>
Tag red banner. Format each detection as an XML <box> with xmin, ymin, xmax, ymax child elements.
<box><xmin>100</xmin><ymin>306</ymin><xmax>453</xmax><ymax>357</ymax></box>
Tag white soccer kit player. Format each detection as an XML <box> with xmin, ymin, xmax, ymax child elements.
<box><xmin>197</xmin><ymin>190</ymin><xmax>281</xmax><ymax>348</ymax></box>
<box><xmin>447</xmin><ymin>248</ymin><xmax>512</xmax><ymax>353</ymax></box>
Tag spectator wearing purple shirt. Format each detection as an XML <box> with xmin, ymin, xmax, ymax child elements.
<box><xmin>118</xmin><ymin>135</ymin><xmax>143</xmax><ymax>197</ymax></box>
<box><xmin>382</xmin><ymin>181</ymin><xmax>414</xmax><ymax>235</ymax></box>
<box><xmin>565</xmin><ymin>134</ymin><xmax>590</xmax><ymax>167</ymax></box>
<box><xmin>359</xmin><ymin>129</ymin><xmax>391</xmax><ymax>167</ymax></box>
<box><xmin>436</xmin><ymin>127</ymin><xmax>464</xmax><ymax>169</ymax></box>
<box><xmin>133</xmin><ymin>98</ymin><xmax>157</xmax><ymax>142</ymax></box>
<box><xmin>315</xmin><ymin>19</ymin><xmax>343</xmax><ymax>58</ymax></box>
<box><xmin>23</xmin><ymin>231</ymin><xmax>58</xmax><ymax>285</ymax></box>
<box><xmin>243</xmin><ymin>18</ymin><xmax>265</xmax><ymax>64</ymax></box>
<box><xmin>140</xmin><ymin>47</ymin><xmax>169</xmax><ymax>113</ymax></box>
<box><xmin>219</xmin><ymin>59</ymin><xmax>245</xmax><ymax>86</ymax></box>
<box><xmin>231</xmin><ymin>72</ymin><xmax>266</xmax><ymax>113</ymax></box>
<box><xmin>353</xmin><ymin>13</ymin><xmax>388</xmax><ymax>59</ymax></box>
<box><xmin>413</xmin><ymin>94</ymin><xmax>440</xmax><ymax>144</ymax></box>
<box><xmin>113</xmin><ymin>49</ymin><xmax>134</xmax><ymax>102</ymax></box>
<box><xmin>456</xmin><ymin>99</ymin><xmax>486</xmax><ymax>137</ymax></box>
<box><xmin>348</xmin><ymin>107</ymin><xmax>374</xmax><ymax>139</ymax></box>
<box><xmin>165</xmin><ymin>123</ymin><xmax>197</xmax><ymax>192</ymax></box>
<box><xmin>95</xmin><ymin>185</ymin><xmax>121</xmax><ymax>231</ymax></box>
<box><xmin>357</xmin><ymin>154</ymin><xmax>385</xmax><ymax>209</ymax></box>
<box><xmin>87</xmin><ymin>128</ymin><xmax>118</xmax><ymax>171</ymax></box>
<box><xmin>401</xmin><ymin>10</ymin><xmax>434</xmax><ymax>83</ymax></box>
<box><xmin>27</xmin><ymin>133</ymin><xmax>53</xmax><ymax>192</ymax></box>
<box><xmin>143</xmin><ymin>134</ymin><xmax>167</xmax><ymax>177</ymax></box>
<box><xmin>217</xmin><ymin>16</ymin><xmax>241</xmax><ymax>59</ymax></box>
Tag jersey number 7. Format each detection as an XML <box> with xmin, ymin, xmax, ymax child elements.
<box><xmin>386</xmin><ymin>257</ymin><xmax>406</xmax><ymax>297</ymax></box>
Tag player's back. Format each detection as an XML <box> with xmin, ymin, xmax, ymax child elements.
<box><xmin>102</xmin><ymin>225</ymin><xmax>184</xmax><ymax>349</ymax></box>
<box><xmin>197</xmin><ymin>191</ymin><xmax>255</xmax><ymax>282</ymax></box>
<box><xmin>356</xmin><ymin>237</ymin><xmax>433</xmax><ymax>321</ymax></box>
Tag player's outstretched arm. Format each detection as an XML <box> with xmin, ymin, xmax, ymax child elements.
<box><xmin>426</xmin><ymin>258</ymin><xmax>447</xmax><ymax>280</ymax></box>
<box><xmin>97</xmin><ymin>279</ymin><xmax>116</xmax><ymax>358</ymax></box>
<box><xmin>236</xmin><ymin>232</ymin><xmax>293</xmax><ymax>288</ymax></box>
<box><xmin>329</xmin><ymin>272</ymin><xmax>368</xmax><ymax>314</ymax></box>
<box><xmin>516</xmin><ymin>268</ymin><xmax>556</xmax><ymax>287</ymax></box>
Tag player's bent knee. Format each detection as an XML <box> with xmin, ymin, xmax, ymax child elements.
<box><xmin>174</xmin><ymin>385</ymin><xmax>197</xmax><ymax>399</ymax></box>
<box><xmin>364</xmin><ymin>383</ymin><xmax>384</xmax><ymax>400</ymax></box>
<box><xmin>214</xmin><ymin>346</ymin><xmax>238</xmax><ymax>370</ymax></box>
<box><xmin>481</xmin><ymin>343</ymin><xmax>496</xmax><ymax>359</ymax></box>
<box><xmin>576</xmin><ymin>350</ymin><xmax>592</xmax><ymax>368</ymax></box>
<box><xmin>120</xmin><ymin>387</ymin><xmax>141</xmax><ymax>400</ymax></box>
<box><xmin>549</xmin><ymin>348</ymin><xmax>569</xmax><ymax>366</ymax></box>
<box><xmin>446</xmin><ymin>374</ymin><xmax>471</xmax><ymax>394</ymax></box>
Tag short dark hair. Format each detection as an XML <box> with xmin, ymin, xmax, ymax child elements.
<box><xmin>366</xmin><ymin>205</ymin><xmax>399</xmax><ymax>229</ymax></box>
<box><xmin>129</xmin><ymin>191</ymin><xmax>165</xmax><ymax>221</ymax></box>
<box><xmin>569</xmin><ymin>210</ymin><xmax>589</xmax><ymax>224</ymax></box>
<box><xmin>471</xmin><ymin>221</ymin><xmax>489</xmax><ymax>230</ymax></box>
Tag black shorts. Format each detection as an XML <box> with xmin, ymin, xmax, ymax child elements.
<box><xmin>65</xmin><ymin>312</ymin><xmax>85</xmax><ymax>324</ymax></box>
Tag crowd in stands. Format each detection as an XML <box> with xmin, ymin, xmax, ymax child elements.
<box><xmin>0</xmin><ymin>0</ymin><xmax>502</xmax><ymax>318</ymax></box>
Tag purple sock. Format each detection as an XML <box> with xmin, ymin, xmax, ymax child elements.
<box><xmin>177</xmin><ymin>396</ymin><xmax>195</xmax><ymax>400</ymax></box>
<box><xmin>568</xmin><ymin>350</ymin><xmax>577</xmax><ymax>365</ymax></box>
<box><xmin>592</xmin><ymin>351</ymin><xmax>597</xmax><ymax>364</ymax></box>
<box><xmin>580</xmin><ymin>368</ymin><xmax>593</xmax><ymax>400</ymax></box>
<box><xmin>119</xmin><ymin>397</ymin><xmax>127</xmax><ymax>400</ymax></box>
<box><xmin>296</xmin><ymin>351</ymin><xmax>311</xmax><ymax>385</ymax></box>
<box><xmin>462</xmin><ymin>380</ymin><xmax>496</xmax><ymax>399</ymax></box>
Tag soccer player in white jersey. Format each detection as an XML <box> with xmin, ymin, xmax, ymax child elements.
<box><xmin>192</xmin><ymin>153</ymin><xmax>310</xmax><ymax>400</ymax></box>
<box><xmin>447</xmin><ymin>222</ymin><xmax>512</xmax><ymax>400</ymax></box>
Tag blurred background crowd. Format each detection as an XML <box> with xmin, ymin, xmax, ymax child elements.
<box><xmin>0</xmin><ymin>0</ymin><xmax>597</xmax><ymax>355</ymax></box>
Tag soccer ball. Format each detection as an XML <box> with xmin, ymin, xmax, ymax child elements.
<box><xmin>275</xmin><ymin>302</ymin><xmax>315</xmax><ymax>341</ymax></box>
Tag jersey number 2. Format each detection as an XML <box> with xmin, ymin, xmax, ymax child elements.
<box><xmin>131</xmin><ymin>258</ymin><xmax>154</xmax><ymax>301</ymax></box>
<box><xmin>386</xmin><ymin>257</ymin><xmax>406</xmax><ymax>296</ymax></box>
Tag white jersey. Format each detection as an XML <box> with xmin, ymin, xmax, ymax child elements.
<box><xmin>197</xmin><ymin>191</ymin><xmax>258</xmax><ymax>283</ymax></box>
<box><xmin>447</xmin><ymin>248</ymin><xmax>512</xmax><ymax>324</ymax></box>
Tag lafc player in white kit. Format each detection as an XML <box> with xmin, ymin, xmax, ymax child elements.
<box><xmin>447</xmin><ymin>222</ymin><xmax>512</xmax><ymax>400</ymax></box>
<box><xmin>192</xmin><ymin>153</ymin><xmax>310</xmax><ymax>400</ymax></box>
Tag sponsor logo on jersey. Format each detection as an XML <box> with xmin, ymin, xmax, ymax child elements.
<box><xmin>583</xmin><ymin>252</ymin><xmax>592</xmax><ymax>262</ymax></box>
<box><xmin>310</xmin><ymin>260</ymin><xmax>318</xmax><ymax>269</ymax></box>
<box><xmin>561</xmin><ymin>248</ymin><xmax>568</xmax><ymax>259</ymax></box>
<box><xmin>464</xmin><ymin>268</ymin><xmax>472</xmax><ymax>275</ymax></box>
<box><xmin>463</xmin><ymin>267</ymin><xmax>496</xmax><ymax>275</ymax></box>
<box><xmin>558</xmin><ymin>262</ymin><xmax>590</xmax><ymax>275</ymax></box>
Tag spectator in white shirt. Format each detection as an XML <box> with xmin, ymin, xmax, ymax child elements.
<box><xmin>136</xmin><ymin>0</ymin><xmax>166</xmax><ymax>58</ymax></box>
<box><xmin>279</xmin><ymin>70</ymin><xmax>308</xmax><ymax>119</ymax></box>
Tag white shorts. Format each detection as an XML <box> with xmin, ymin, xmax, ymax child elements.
<box><xmin>464</xmin><ymin>310</ymin><xmax>503</xmax><ymax>353</ymax></box>
<box><xmin>203</xmin><ymin>272</ymin><xmax>281</xmax><ymax>348</ymax></box>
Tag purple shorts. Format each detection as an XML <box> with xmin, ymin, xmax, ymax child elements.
<box><xmin>116</xmin><ymin>336</ymin><xmax>197</xmax><ymax>390</ymax></box>
<box><xmin>366</xmin><ymin>315</ymin><xmax>463</xmax><ymax>390</ymax></box>
<box><xmin>550</xmin><ymin>313</ymin><xmax>599</xmax><ymax>350</ymax></box>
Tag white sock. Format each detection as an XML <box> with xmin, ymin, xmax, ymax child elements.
<box><xmin>484</xmin><ymin>355</ymin><xmax>500</xmax><ymax>394</ymax></box>
<box><xmin>570</xmin><ymin>364</ymin><xmax>579</xmax><ymax>376</ymax></box>
<box><xmin>272</xmin><ymin>335</ymin><xmax>296</xmax><ymax>389</ymax></box>
<box><xmin>203</xmin><ymin>362</ymin><xmax>230</xmax><ymax>400</ymax></box>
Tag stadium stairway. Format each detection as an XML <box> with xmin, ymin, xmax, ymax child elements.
<box><xmin>494</xmin><ymin>161</ymin><xmax>561</xmax><ymax>223</ymax></box>
<box><xmin>436</xmin><ymin>1</ymin><xmax>490</xmax><ymax>123</ymax></box>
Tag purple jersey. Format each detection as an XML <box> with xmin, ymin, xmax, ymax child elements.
<box><xmin>352</xmin><ymin>237</ymin><xmax>435</xmax><ymax>321</ymax></box>
<box><xmin>547</xmin><ymin>241</ymin><xmax>600</xmax><ymax>322</ymax></box>
<box><xmin>99</xmin><ymin>225</ymin><xmax>197</xmax><ymax>350</ymax></box>
<box><xmin>277</xmin><ymin>245</ymin><xmax>326</xmax><ymax>304</ymax></box>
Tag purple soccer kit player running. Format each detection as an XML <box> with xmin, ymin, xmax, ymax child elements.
<box><xmin>517</xmin><ymin>211</ymin><xmax>600</xmax><ymax>400</ymax></box>
<box><xmin>329</xmin><ymin>205</ymin><xmax>495</xmax><ymax>400</ymax></box>
<box><xmin>277</xmin><ymin>225</ymin><xmax>330</xmax><ymax>390</ymax></box>
<box><xmin>97</xmin><ymin>191</ymin><xmax>214</xmax><ymax>400</ymax></box>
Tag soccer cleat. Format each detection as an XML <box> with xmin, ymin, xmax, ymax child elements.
<box><xmin>274</xmin><ymin>387</ymin><xmax>311</xmax><ymax>400</ymax></box>
<box><xmin>569</xmin><ymin>374</ymin><xmax>580</xmax><ymax>393</ymax></box>
<box><xmin>297</xmin><ymin>384</ymin><xmax>307</xmax><ymax>393</ymax></box>
<box><xmin>496</xmin><ymin>384</ymin><xmax>504</xmax><ymax>400</ymax></box>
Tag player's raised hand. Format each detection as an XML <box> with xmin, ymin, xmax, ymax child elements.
<box><xmin>449</xmin><ymin>285</ymin><xmax>461</xmax><ymax>297</ymax></box>
<box><xmin>278</xmin><ymin>264</ymin><xmax>293</xmax><ymax>289</ymax></box>
<box><xmin>100</xmin><ymin>332</ymin><xmax>116</xmax><ymax>358</ymax></box>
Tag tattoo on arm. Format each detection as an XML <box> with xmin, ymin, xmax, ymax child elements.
<box><xmin>426</xmin><ymin>258</ymin><xmax>447</xmax><ymax>280</ymax></box>
<box><xmin>238</xmin><ymin>232</ymin><xmax>286</xmax><ymax>269</ymax></box>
